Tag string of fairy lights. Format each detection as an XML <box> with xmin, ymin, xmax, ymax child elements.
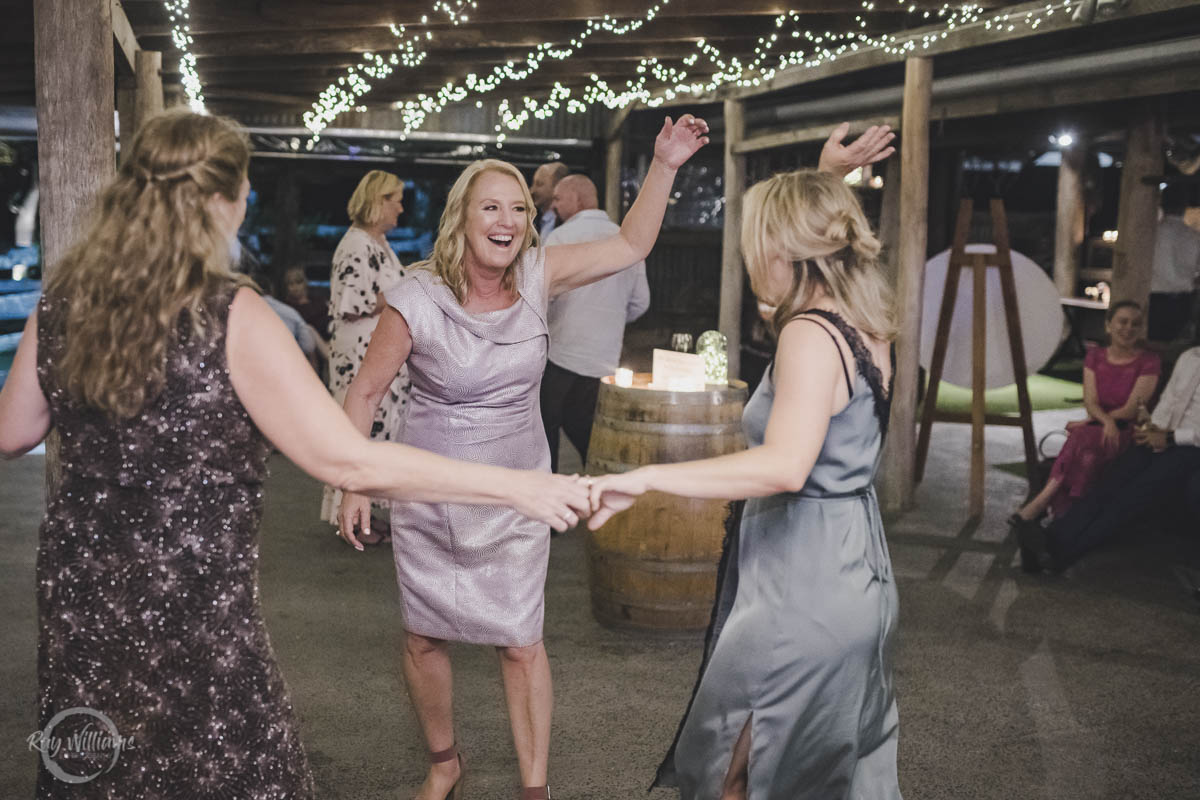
<box><xmin>160</xmin><ymin>0</ymin><xmax>1081</xmax><ymax>138</ymax></box>
<box><xmin>162</xmin><ymin>0</ymin><xmax>205</xmax><ymax>112</ymax></box>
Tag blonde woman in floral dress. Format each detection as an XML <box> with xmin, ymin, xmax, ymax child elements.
<box><xmin>321</xmin><ymin>170</ymin><xmax>413</xmax><ymax>543</ymax></box>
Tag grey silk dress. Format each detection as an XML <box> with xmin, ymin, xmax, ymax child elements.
<box><xmin>383</xmin><ymin>248</ymin><xmax>551</xmax><ymax>647</ymax></box>
<box><xmin>658</xmin><ymin>310</ymin><xmax>902</xmax><ymax>800</ymax></box>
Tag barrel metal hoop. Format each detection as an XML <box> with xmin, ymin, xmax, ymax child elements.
<box><xmin>591</xmin><ymin>549</ymin><xmax>721</xmax><ymax>571</ymax></box>
<box><xmin>592</xmin><ymin>418</ymin><xmax>744</xmax><ymax>436</ymax></box>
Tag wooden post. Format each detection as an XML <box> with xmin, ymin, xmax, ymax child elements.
<box><xmin>34</xmin><ymin>0</ymin><xmax>116</xmax><ymax>494</ymax></box>
<box><xmin>968</xmin><ymin>249</ymin><xmax>987</xmax><ymax>516</ymax></box>
<box><xmin>878</xmin><ymin>156</ymin><xmax>902</xmax><ymax>287</ymax></box>
<box><xmin>117</xmin><ymin>79</ymin><xmax>136</xmax><ymax>166</ymax></box>
<box><xmin>719</xmin><ymin>97</ymin><xmax>746</xmax><ymax>381</ymax></box>
<box><xmin>1112</xmin><ymin>107</ymin><xmax>1163</xmax><ymax>317</ymax></box>
<box><xmin>605</xmin><ymin>132</ymin><xmax>624</xmax><ymax>223</ymax></box>
<box><xmin>1053</xmin><ymin>140</ymin><xmax>1087</xmax><ymax>297</ymax></box>
<box><xmin>604</xmin><ymin>106</ymin><xmax>632</xmax><ymax>224</ymax></box>
<box><xmin>879</xmin><ymin>55</ymin><xmax>932</xmax><ymax>513</ymax></box>
<box><xmin>133</xmin><ymin>50</ymin><xmax>165</xmax><ymax>137</ymax></box>
<box><xmin>35</xmin><ymin>0</ymin><xmax>115</xmax><ymax>271</ymax></box>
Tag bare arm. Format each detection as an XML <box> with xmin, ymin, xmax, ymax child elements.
<box><xmin>587</xmin><ymin>320</ymin><xmax>847</xmax><ymax>527</ymax></box>
<box><xmin>342</xmin><ymin>306</ymin><xmax>412</xmax><ymax>438</ymax></box>
<box><xmin>545</xmin><ymin>115</ymin><xmax>709</xmax><ymax>296</ymax></box>
<box><xmin>225</xmin><ymin>288</ymin><xmax>588</xmax><ymax>514</ymax></box>
<box><xmin>0</xmin><ymin>310</ymin><xmax>51</xmax><ymax>458</ymax></box>
<box><xmin>1109</xmin><ymin>374</ymin><xmax>1158</xmax><ymax>421</ymax></box>
<box><xmin>1081</xmin><ymin>367</ymin><xmax>1107</xmax><ymax>423</ymax></box>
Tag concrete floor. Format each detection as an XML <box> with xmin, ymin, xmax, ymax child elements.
<box><xmin>2</xmin><ymin>409</ymin><xmax>1199</xmax><ymax>798</ymax></box>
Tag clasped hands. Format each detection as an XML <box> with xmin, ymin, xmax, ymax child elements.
<box><xmin>539</xmin><ymin>470</ymin><xmax>650</xmax><ymax>533</ymax></box>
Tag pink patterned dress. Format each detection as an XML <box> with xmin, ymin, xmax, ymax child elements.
<box><xmin>1048</xmin><ymin>346</ymin><xmax>1160</xmax><ymax>516</ymax></box>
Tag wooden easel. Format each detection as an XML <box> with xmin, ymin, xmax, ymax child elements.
<box><xmin>913</xmin><ymin>198</ymin><xmax>1038</xmax><ymax>518</ymax></box>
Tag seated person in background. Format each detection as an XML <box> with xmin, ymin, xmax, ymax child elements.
<box><xmin>1011</xmin><ymin>300</ymin><xmax>1160</xmax><ymax>527</ymax></box>
<box><xmin>1021</xmin><ymin>345</ymin><xmax>1200</xmax><ymax>572</ymax></box>
<box><xmin>283</xmin><ymin>265</ymin><xmax>331</xmax><ymax>341</ymax></box>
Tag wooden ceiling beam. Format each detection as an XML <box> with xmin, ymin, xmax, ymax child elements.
<box><xmin>122</xmin><ymin>0</ymin><xmax>993</xmax><ymax>35</ymax></box>
<box><xmin>136</xmin><ymin>16</ymin><xmax>879</xmax><ymax>58</ymax></box>
<box><xmin>159</xmin><ymin>41</ymin><xmax>768</xmax><ymax>75</ymax></box>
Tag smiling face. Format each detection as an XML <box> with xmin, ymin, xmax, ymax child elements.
<box><xmin>1106</xmin><ymin>304</ymin><xmax>1143</xmax><ymax>348</ymax></box>
<box><xmin>462</xmin><ymin>170</ymin><xmax>528</xmax><ymax>274</ymax></box>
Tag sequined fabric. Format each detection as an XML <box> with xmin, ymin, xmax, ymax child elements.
<box><xmin>33</xmin><ymin>288</ymin><xmax>315</xmax><ymax>798</ymax></box>
<box><xmin>383</xmin><ymin>248</ymin><xmax>551</xmax><ymax>647</ymax></box>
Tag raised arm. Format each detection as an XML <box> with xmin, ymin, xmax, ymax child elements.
<box><xmin>545</xmin><ymin>114</ymin><xmax>709</xmax><ymax>296</ymax></box>
<box><xmin>586</xmin><ymin>319</ymin><xmax>847</xmax><ymax>528</ymax></box>
<box><xmin>226</xmin><ymin>288</ymin><xmax>589</xmax><ymax>542</ymax></box>
<box><xmin>0</xmin><ymin>309</ymin><xmax>51</xmax><ymax>459</ymax></box>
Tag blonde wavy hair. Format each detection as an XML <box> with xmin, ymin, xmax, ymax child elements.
<box><xmin>347</xmin><ymin>170</ymin><xmax>403</xmax><ymax>228</ymax></box>
<box><xmin>411</xmin><ymin>159</ymin><xmax>537</xmax><ymax>304</ymax></box>
<box><xmin>44</xmin><ymin>109</ymin><xmax>252</xmax><ymax>418</ymax></box>
<box><xmin>741</xmin><ymin>169</ymin><xmax>897</xmax><ymax>342</ymax></box>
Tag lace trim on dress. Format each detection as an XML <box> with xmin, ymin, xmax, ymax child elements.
<box><xmin>795</xmin><ymin>309</ymin><xmax>894</xmax><ymax>438</ymax></box>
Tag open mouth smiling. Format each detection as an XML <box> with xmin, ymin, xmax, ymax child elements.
<box><xmin>487</xmin><ymin>234</ymin><xmax>514</xmax><ymax>248</ymax></box>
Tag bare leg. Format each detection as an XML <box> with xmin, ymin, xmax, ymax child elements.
<box><xmin>404</xmin><ymin>632</ymin><xmax>462</xmax><ymax>800</ymax></box>
<box><xmin>719</xmin><ymin>718</ymin><xmax>753</xmax><ymax>800</ymax></box>
<box><xmin>497</xmin><ymin>641</ymin><xmax>553</xmax><ymax>789</ymax></box>
<box><xmin>1016</xmin><ymin>477</ymin><xmax>1061</xmax><ymax>521</ymax></box>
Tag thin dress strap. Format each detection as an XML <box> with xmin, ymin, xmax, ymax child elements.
<box><xmin>791</xmin><ymin>313</ymin><xmax>853</xmax><ymax>399</ymax></box>
<box><xmin>795</xmin><ymin>308</ymin><xmax>894</xmax><ymax>438</ymax></box>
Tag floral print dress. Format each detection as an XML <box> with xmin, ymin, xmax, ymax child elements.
<box><xmin>320</xmin><ymin>227</ymin><xmax>411</xmax><ymax>523</ymax></box>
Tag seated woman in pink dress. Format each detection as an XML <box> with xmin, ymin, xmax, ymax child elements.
<box><xmin>1012</xmin><ymin>300</ymin><xmax>1160</xmax><ymax>526</ymax></box>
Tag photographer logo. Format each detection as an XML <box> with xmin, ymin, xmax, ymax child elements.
<box><xmin>27</xmin><ymin>707</ymin><xmax>133</xmax><ymax>784</ymax></box>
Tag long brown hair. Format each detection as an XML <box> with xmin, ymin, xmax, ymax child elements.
<box><xmin>44</xmin><ymin>109</ymin><xmax>252</xmax><ymax>418</ymax></box>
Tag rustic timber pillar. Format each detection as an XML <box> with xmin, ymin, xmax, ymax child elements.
<box><xmin>34</xmin><ymin>0</ymin><xmax>116</xmax><ymax>493</ymax></box>
<box><xmin>35</xmin><ymin>0</ymin><xmax>115</xmax><ymax>270</ymax></box>
<box><xmin>605</xmin><ymin>128</ymin><xmax>624</xmax><ymax>223</ymax></box>
<box><xmin>719</xmin><ymin>98</ymin><xmax>746</xmax><ymax>381</ymax></box>
<box><xmin>878</xmin><ymin>156</ymin><xmax>902</xmax><ymax>287</ymax></box>
<box><xmin>880</xmin><ymin>55</ymin><xmax>932</xmax><ymax>513</ymax></box>
<box><xmin>133</xmin><ymin>50</ymin><xmax>165</xmax><ymax>135</ymax></box>
<box><xmin>117</xmin><ymin>80</ymin><xmax>136</xmax><ymax>166</ymax></box>
<box><xmin>1112</xmin><ymin>108</ymin><xmax>1163</xmax><ymax>317</ymax></box>
<box><xmin>1053</xmin><ymin>139</ymin><xmax>1087</xmax><ymax>297</ymax></box>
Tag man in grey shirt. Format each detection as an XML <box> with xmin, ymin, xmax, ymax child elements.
<box><xmin>540</xmin><ymin>174</ymin><xmax>650</xmax><ymax>473</ymax></box>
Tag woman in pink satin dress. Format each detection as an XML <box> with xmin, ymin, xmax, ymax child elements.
<box><xmin>1012</xmin><ymin>300</ymin><xmax>1160</xmax><ymax>526</ymax></box>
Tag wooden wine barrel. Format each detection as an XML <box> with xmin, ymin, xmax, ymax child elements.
<box><xmin>585</xmin><ymin>373</ymin><xmax>748</xmax><ymax>634</ymax></box>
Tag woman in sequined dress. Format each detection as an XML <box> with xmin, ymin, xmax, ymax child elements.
<box><xmin>0</xmin><ymin>110</ymin><xmax>588</xmax><ymax>799</ymax></box>
<box><xmin>336</xmin><ymin>116</ymin><xmax>710</xmax><ymax>800</ymax></box>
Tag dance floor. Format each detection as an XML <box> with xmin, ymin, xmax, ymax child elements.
<box><xmin>2</xmin><ymin>409</ymin><xmax>1198</xmax><ymax>798</ymax></box>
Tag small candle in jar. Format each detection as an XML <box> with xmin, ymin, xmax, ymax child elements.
<box><xmin>615</xmin><ymin>368</ymin><xmax>634</xmax><ymax>388</ymax></box>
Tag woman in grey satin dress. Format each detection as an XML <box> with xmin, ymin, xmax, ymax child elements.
<box><xmin>589</xmin><ymin>126</ymin><xmax>901</xmax><ymax>800</ymax></box>
<box><xmin>337</xmin><ymin>115</ymin><xmax>710</xmax><ymax>800</ymax></box>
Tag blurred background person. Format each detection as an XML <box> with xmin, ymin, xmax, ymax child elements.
<box><xmin>529</xmin><ymin>160</ymin><xmax>568</xmax><ymax>238</ymax></box>
<box><xmin>540</xmin><ymin>173</ymin><xmax>649</xmax><ymax>474</ymax></box>
<box><xmin>321</xmin><ymin>170</ymin><xmax>411</xmax><ymax>544</ymax></box>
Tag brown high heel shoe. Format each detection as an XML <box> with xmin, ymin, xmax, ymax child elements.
<box><xmin>427</xmin><ymin>744</ymin><xmax>465</xmax><ymax>800</ymax></box>
<box><xmin>520</xmin><ymin>787</ymin><xmax>550</xmax><ymax>799</ymax></box>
